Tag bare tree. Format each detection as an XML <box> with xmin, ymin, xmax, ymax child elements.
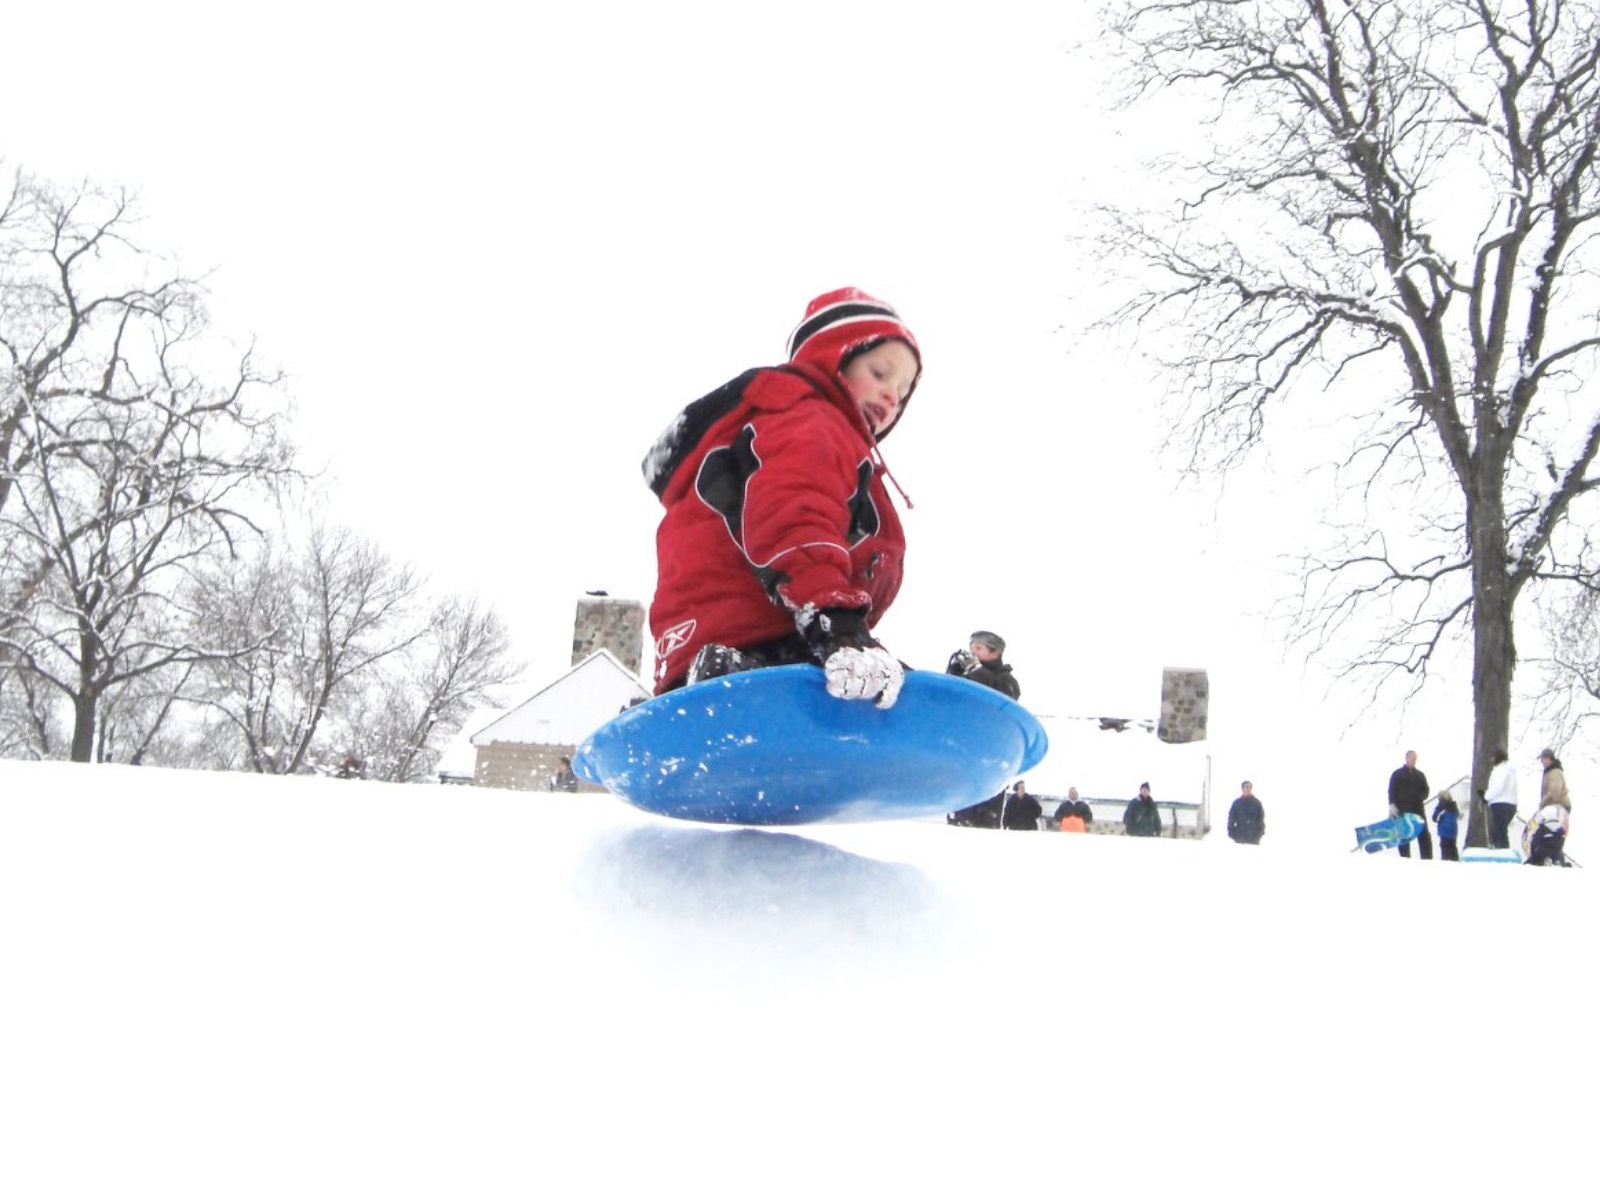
<box><xmin>353</xmin><ymin>596</ymin><xmax>522</xmax><ymax>783</ymax></box>
<box><xmin>189</xmin><ymin>533</ymin><xmax>521</xmax><ymax>780</ymax></box>
<box><xmin>0</xmin><ymin>664</ymin><xmax>63</xmax><ymax>759</ymax></box>
<box><xmin>0</xmin><ymin>172</ymin><xmax>295</xmax><ymax>760</ymax></box>
<box><xmin>191</xmin><ymin>527</ymin><xmax>430</xmax><ymax>774</ymax></box>
<box><xmin>1529</xmin><ymin>579</ymin><xmax>1600</xmax><ymax>742</ymax></box>
<box><xmin>1097</xmin><ymin>0</ymin><xmax>1600</xmax><ymax>844</ymax></box>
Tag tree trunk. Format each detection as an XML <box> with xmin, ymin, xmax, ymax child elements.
<box><xmin>1466</xmin><ymin>484</ymin><xmax>1515</xmax><ymax>849</ymax></box>
<box><xmin>69</xmin><ymin>689</ymin><xmax>98</xmax><ymax>763</ymax></box>
<box><xmin>69</xmin><ymin>622</ymin><xmax>101</xmax><ymax>764</ymax></box>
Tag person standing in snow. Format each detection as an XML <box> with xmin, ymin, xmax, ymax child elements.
<box><xmin>1054</xmin><ymin>786</ymin><xmax>1091</xmax><ymax>832</ymax></box>
<box><xmin>1226</xmin><ymin>780</ymin><xmax>1265</xmax><ymax>844</ymax></box>
<box><xmin>1538</xmin><ymin>747</ymin><xmax>1570</xmax><ymax>816</ymax></box>
<box><xmin>946</xmin><ymin>630</ymin><xmax>1020</xmax><ymax>699</ymax></box>
<box><xmin>1124</xmin><ymin>782</ymin><xmax>1163</xmax><ymax>838</ymax></box>
<box><xmin>643</xmin><ymin>288</ymin><xmax>921</xmax><ymax>707</ymax></box>
<box><xmin>550</xmin><ymin>756</ymin><xmax>579</xmax><ymax>793</ymax></box>
<box><xmin>946</xmin><ymin>795</ymin><xmax>1002</xmax><ymax>829</ymax></box>
<box><xmin>1525</xmin><ymin>748</ymin><xmax>1572</xmax><ymax>866</ymax></box>
<box><xmin>946</xmin><ymin>629</ymin><xmax>1023</xmax><ymax>826</ymax></box>
<box><xmin>1001</xmin><ymin>780</ymin><xmax>1042</xmax><ymax>831</ymax></box>
<box><xmin>1432</xmin><ymin>791</ymin><xmax>1461</xmax><ymax>861</ymax></box>
<box><xmin>1387</xmin><ymin>749</ymin><xmax>1433</xmax><ymax>860</ymax></box>
<box><xmin>1483</xmin><ymin>748</ymin><xmax>1519</xmax><ymax>850</ymax></box>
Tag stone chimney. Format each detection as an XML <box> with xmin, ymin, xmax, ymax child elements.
<box><xmin>572</xmin><ymin>593</ymin><xmax>645</xmax><ymax>678</ymax></box>
<box><xmin>1157</xmin><ymin>667</ymin><xmax>1209</xmax><ymax>744</ymax></box>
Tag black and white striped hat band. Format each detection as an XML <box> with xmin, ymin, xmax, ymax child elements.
<box><xmin>787</xmin><ymin>301</ymin><xmax>905</xmax><ymax>359</ymax></box>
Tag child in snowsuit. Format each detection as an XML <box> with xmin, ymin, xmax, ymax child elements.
<box><xmin>1526</xmin><ymin>748</ymin><xmax>1573</xmax><ymax>866</ymax></box>
<box><xmin>1432</xmin><ymin>791</ymin><xmax>1461</xmax><ymax>861</ymax></box>
<box><xmin>1526</xmin><ymin>805</ymin><xmax>1569</xmax><ymax>866</ymax></box>
<box><xmin>643</xmin><ymin>288</ymin><xmax>921</xmax><ymax>707</ymax></box>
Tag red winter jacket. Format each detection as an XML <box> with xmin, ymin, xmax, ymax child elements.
<box><xmin>643</xmin><ymin>361</ymin><xmax>905</xmax><ymax>692</ymax></box>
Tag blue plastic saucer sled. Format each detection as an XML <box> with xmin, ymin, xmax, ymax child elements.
<box><xmin>1354</xmin><ymin>812</ymin><xmax>1425</xmax><ymax>853</ymax></box>
<box><xmin>573</xmin><ymin>664</ymin><xmax>1049</xmax><ymax>826</ymax></box>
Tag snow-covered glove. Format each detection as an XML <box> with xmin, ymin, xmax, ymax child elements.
<box><xmin>947</xmin><ymin>648</ymin><xmax>979</xmax><ymax>676</ymax></box>
<box><xmin>824</xmin><ymin>644</ymin><xmax>904</xmax><ymax>708</ymax></box>
<box><xmin>796</xmin><ymin>606</ymin><xmax>903</xmax><ymax>709</ymax></box>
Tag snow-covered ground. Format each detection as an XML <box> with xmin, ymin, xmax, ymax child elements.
<box><xmin>2</xmin><ymin>757</ymin><xmax>1593</xmax><ymax>1198</ymax></box>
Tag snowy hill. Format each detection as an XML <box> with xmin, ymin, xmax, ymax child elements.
<box><xmin>2</xmin><ymin>757</ymin><xmax>1593</xmax><ymax>1198</ymax></box>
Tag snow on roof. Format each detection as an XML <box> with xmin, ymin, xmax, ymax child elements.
<box><xmin>1024</xmin><ymin>714</ymin><xmax>1214</xmax><ymax>802</ymax></box>
<box><xmin>469</xmin><ymin>649</ymin><xmax>651</xmax><ymax>748</ymax></box>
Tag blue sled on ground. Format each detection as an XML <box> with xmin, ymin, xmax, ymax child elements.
<box><xmin>1355</xmin><ymin>812</ymin><xmax>1425</xmax><ymax>853</ymax></box>
<box><xmin>1461</xmin><ymin>846</ymin><xmax>1523</xmax><ymax>864</ymax></box>
<box><xmin>573</xmin><ymin>664</ymin><xmax>1049</xmax><ymax>826</ymax></box>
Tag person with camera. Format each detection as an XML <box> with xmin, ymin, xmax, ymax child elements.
<box><xmin>945</xmin><ymin>630</ymin><xmax>1019</xmax><ymax>699</ymax></box>
<box><xmin>945</xmin><ymin>630</ymin><xmax>1022</xmax><ymax>827</ymax></box>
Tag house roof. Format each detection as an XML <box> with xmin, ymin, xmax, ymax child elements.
<box><xmin>469</xmin><ymin>649</ymin><xmax>651</xmax><ymax>748</ymax></box>
<box><xmin>1020</xmin><ymin>714</ymin><xmax>1214</xmax><ymax>804</ymax></box>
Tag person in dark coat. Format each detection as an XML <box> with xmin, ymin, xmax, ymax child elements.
<box><xmin>1526</xmin><ymin>803</ymin><xmax>1570</xmax><ymax>866</ymax></box>
<box><xmin>947</xmin><ymin>630</ymin><xmax>1022</xmax><ymax>826</ymax></box>
<box><xmin>1227</xmin><ymin>780</ymin><xmax>1265</xmax><ymax>844</ymax></box>
<box><xmin>1123</xmin><ymin>782</ymin><xmax>1163</xmax><ymax>838</ymax></box>
<box><xmin>946</xmin><ymin>630</ymin><xmax>1020</xmax><ymax>699</ymax></box>
<box><xmin>947</xmin><ymin>795</ymin><xmax>1001</xmax><ymax>829</ymax></box>
<box><xmin>550</xmin><ymin>756</ymin><xmax>580</xmax><ymax>793</ymax></box>
<box><xmin>1387</xmin><ymin>749</ymin><xmax>1433</xmax><ymax>859</ymax></box>
<box><xmin>1001</xmin><ymin>780</ymin><xmax>1043</xmax><ymax>831</ymax></box>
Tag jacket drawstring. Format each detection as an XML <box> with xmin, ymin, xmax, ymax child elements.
<box><xmin>870</xmin><ymin>440</ymin><xmax>914</xmax><ymax>510</ymax></box>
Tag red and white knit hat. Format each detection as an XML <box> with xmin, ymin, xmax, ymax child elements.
<box><xmin>786</xmin><ymin>287</ymin><xmax>922</xmax><ymax>389</ymax></box>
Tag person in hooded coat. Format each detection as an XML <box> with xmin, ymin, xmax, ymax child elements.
<box><xmin>1432</xmin><ymin>791</ymin><xmax>1461</xmax><ymax>861</ymax></box>
<box><xmin>643</xmin><ymin>288</ymin><xmax>922</xmax><ymax>708</ymax></box>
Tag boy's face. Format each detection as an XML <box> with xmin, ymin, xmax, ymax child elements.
<box><xmin>840</xmin><ymin>340</ymin><xmax>919</xmax><ymax>436</ymax></box>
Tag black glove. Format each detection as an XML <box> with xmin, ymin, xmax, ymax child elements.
<box><xmin>799</xmin><ymin>607</ymin><xmax>876</xmax><ymax>658</ymax></box>
<box><xmin>947</xmin><ymin>648</ymin><xmax>979</xmax><ymax>676</ymax></box>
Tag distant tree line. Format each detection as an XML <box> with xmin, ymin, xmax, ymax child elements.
<box><xmin>0</xmin><ymin>167</ymin><xmax>520</xmax><ymax>778</ymax></box>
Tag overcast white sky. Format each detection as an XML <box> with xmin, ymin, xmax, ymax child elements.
<box><xmin>7</xmin><ymin>1</ymin><xmax>1552</xmax><ymax>830</ymax></box>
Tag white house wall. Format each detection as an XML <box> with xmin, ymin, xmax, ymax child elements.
<box><xmin>471</xmin><ymin>651</ymin><xmax>650</xmax><ymax>749</ymax></box>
